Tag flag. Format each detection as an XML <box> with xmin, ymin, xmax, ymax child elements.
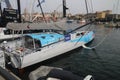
<box><xmin>37</xmin><ymin>0</ymin><xmax>45</xmax><ymax>7</ymax></box>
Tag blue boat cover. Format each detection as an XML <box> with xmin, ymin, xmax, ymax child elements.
<box><xmin>26</xmin><ymin>33</ymin><xmax>64</xmax><ymax>46</ymax></box>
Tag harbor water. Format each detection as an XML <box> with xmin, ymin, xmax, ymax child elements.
<box><xmin>7</xmin><ymin>24</ymin><xmax>120</xmax><ymax>80</ymax></box>
<box><xmin>41</xmin><ymin>24</ymin><xmax>120</xmax><ymax>80</ymax></box>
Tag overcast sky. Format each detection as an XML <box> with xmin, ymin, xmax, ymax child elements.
<box><xmin>1</xmin><ymin>0</ymin><xmax>120</xmax><ymax>14</ymax></box>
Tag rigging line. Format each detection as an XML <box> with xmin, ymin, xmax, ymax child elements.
<box><xmin>85</xmin><ymin>0</ymin><xmax>89</xmax><ymax>14</ymax></box>
<box><xmin>54</xmin><ymin>23</ymin><xmax>64</xmax><ymax>30</ymax></box>
<box><xmin>54</xmin><ymin>20</ymin><xmax>82</xmax><ymax>33</ymax></box>
<box><xmin>37</xmin><ymin>0</ymin><xmax>60</xmax><ymax>31</ymax></box>
<box><xmin>82</xmin><ymin>28</ymin><xmax>113</xmax><ymax>50</ymax></box>
<box><xmin>116</xmin><ymin>0</ymin><xmax>119</xmax><ymax>14</ymax></box>
<box><xmin>55</xmin><ymin>4</ymin><xmax>62</xmax><ymax>11</ymax></box>
<box><xmin>67</xmin><ymin>21</ymin><xmax>94</xmax><ymax>34</ymax></box>
<box><xmin>90</xmin><ymin>0</ymin><xmax>94</xmax><ymax>13</ymax></box>
<box><xmin>85</xmin><ymin>22</ymin><xmax>94</xmax><ymax>31</ymax></box>
<box><xmin>29</xmin><ymin>0</ymin><xmax>33</xmax><ymax>21</ymax></box>
<box><xmin>10</xmin><ymin>0</ymin><xmax>14</xmax><ymax>8</ymax></box>
<box><xmin>37</xmin><ymin>0</ymin><xmax>47</xmax><ymax>23</ymax></box>
<box><xmin>54</xmin><ymin>21</ymin><xmax>81</xmax><ymax>34</ymax></box>
<box><xmin>87</xmin><ymin>0</ymin><xmax>91</xmax><ymax>13</ymax></box>
<box><xmin>112</xmin><ymin>3</ymin><xmax>115</xmax><ymax>14</ymax></box>
<box><xmin>74</xmin><ymin>23</ymin><xmax>94</xmax><ymax>46</ymax></box>
<box><xmin>51</xmin><ymin>3</ymin><xmax>68</xmax><ymax>32</ymax></box>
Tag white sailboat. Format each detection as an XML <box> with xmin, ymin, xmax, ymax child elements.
<box><xmin>0</xmin><ymin>0</ymin><xmax>95</xmax><ymax>69</ymax></box>
<box><xmin>1</xmin><ymin>22</ymin><xmax>95</xmax><ymax>69</ymax></box>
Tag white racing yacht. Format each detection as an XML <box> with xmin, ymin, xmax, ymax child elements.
<box><xmin>0</xmin><ymin>21</ymin><xmax>95</xmax><ymax>69</ymax></box>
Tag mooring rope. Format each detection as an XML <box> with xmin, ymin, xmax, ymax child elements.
<box><xmin>82</xmin><ymin>28</ymin><xmax>113</xmax><ymax>50</ymax></box>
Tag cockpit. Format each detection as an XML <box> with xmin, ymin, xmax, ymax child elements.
<box><xmin>23</xmin><ymin>33</ymin><xmax>64</xmax><ymax>50</ymax></box>
<box><xmin>24</xmin><ymin>35</ymin><xmax>41</xmax><ymax>49</ymax></box>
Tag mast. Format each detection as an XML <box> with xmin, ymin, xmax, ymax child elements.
<box><xmin>63</xmin><ymin>0</ymin><xmax>66</xmax><ymax>18</ymax></box>
<box><xmin>0</xmin><ymin>1</ymin><xmax>2</xmax><ymax>17</ymax></box>
<box><xmin>17</xmin><ymin>0</ymin><xmax>21</xmax><ymax>23</ymax></box>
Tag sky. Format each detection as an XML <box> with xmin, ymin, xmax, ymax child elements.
<box><xmin>1</xmin><ymin>0</ymin><xmax>120</xmax><ymax>14</ymax></box>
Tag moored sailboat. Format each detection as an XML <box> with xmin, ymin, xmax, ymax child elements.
<box><xmin>1</xmin><ymin>25</ymin><xmax>94</xmax><ymax>69</ymax></box>
<box><xmin>0</xmin><ymin>0</ymin><xmax>95</xmax><ymax>69</ymax></box>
